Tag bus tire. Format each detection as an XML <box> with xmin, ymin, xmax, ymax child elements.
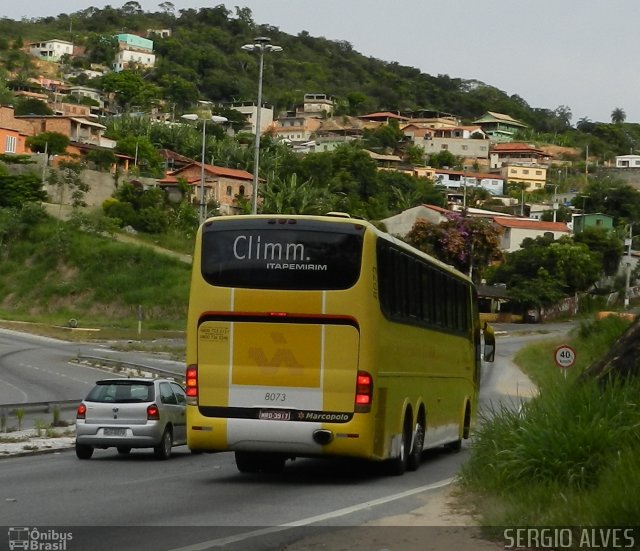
<box><xmin>260</xmin><ymin>454</ymin><xmax>286</xmax><ymax>474</ymax></box>
<box><xmin>387</xmin><ymin>419</ymin><xmax>411</xmax><ymax>476</ymax></box>
<box><xmin>235</xmin><ymin>451</ymin><xmax>261</xmax><ymax>473</ymax></box>
<box><xmin>407</xmin><ymin>421</ymin><xmax>424</xmax><ymax>472</ymax></box>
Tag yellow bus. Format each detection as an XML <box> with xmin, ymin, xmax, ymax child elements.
<box><xmin>185</xmin><ymin>213</ymin><xmax>492</xmax><ymax>474</ymax></box>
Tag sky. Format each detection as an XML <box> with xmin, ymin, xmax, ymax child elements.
<box><xmin>4</xmin><ymin>0</ymin><xmax>640</xmax><ymax>125</ymax></box>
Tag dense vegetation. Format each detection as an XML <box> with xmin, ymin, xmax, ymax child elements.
<box><xmin>3</xmin><ymin>2</ymin><xmax>640</xmax><ymax>161</ymax></box>
<box><xmin>0</xmin><ymin>204</ymin><xmax>190</xmax><ymax>329</ymax></box>
<box><xmin>461</xmin><ymin>316</ymin><xmax>640</xmax><ymax>528</ymax></box>
<box><xmin>1</xmin><ymin>3</ymin><xmax>640</xmax><ymax>317</ymax></box>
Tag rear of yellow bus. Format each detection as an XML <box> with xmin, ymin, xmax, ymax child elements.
<box><xmin>185</xmin><ymin>215</ymin><xmax>378</xmax><ymax>473</ymax></box>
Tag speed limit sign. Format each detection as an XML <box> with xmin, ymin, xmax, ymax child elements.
<box><xmin>554</xmin><ymin>345</ymin><xmax>576</xmax><ymax>369</ymax></box>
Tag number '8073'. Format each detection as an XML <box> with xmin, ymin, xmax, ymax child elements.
<box><xmin>265</xmin><ymin>392</ymin><xmax>286</xmax><ymax>402</ymax></box>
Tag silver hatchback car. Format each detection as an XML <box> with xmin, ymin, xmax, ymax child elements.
<box><xmin>75</xmin><ymin>378</ymin><xmax>187</xmax><ymax>460</ymax></box>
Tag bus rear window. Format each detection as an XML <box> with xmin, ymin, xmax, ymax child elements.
<box><xmin>201</xmin><ymin>222</ymin><xmax>364</xmax><ymax>290</ymax></box>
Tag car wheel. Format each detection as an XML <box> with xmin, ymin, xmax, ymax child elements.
<box><xmin>75</xmin><ymin>443</ymin><xmax>94</xmax><ymax>460</ymax></box>
<box><xmin>117</xmin><ymin>447</ymin><xmax>131</xmax><ymax>455</ymax></box>
<box><xmin>407</xmin><ymin>421</ymin><xmax>424</xmax><ymax>472</ymax></box>
<box><xmin>154</xmin><ymin>427</ymin><xmax>172</xmax><ymax>460</ymax></box>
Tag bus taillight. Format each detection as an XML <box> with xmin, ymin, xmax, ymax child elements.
<box><xmin>355</xmin><ymin>370</ymin><xmax>373</xmax><ymax>413</ymax></box>
<box><xmin>186</xmin><ymin>364</ymin><xmax>198</xmax><ymax>401</ymax></box>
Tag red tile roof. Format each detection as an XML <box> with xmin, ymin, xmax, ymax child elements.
<box><xmin>493</xmin><ymin>217</ymin><xmax>569</xmax><ymax>232</ymax></box>
<box><xmin>359</xmin><ymin>112</ymin><xmax>411</xmax><ymax>121</ymax></box>
<box><xmin>491</xmin><ymin>142</ymin><xmax>545</xmax><ymax>154</ymax></box>
<box><xmin>171</xmin><ymin>162</ymin><xmax>254</xmax><ymax>181</ymax></box>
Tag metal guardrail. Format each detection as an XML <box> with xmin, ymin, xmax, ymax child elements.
<box><xmin>0</xmin><ymin>399</ymin><xmax>80</xmax><ymax>414</ymax></box>
<box><xmin>0</xmin><ymin>356</ymin><xmax>184</xmax><ymax>413</ymax></box>
<box><xmin>74</xmin><ymin>354</ymin><xmax>184</xmax><ymax>379</ymax></box>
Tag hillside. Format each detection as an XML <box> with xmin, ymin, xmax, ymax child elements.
<box><xmin>0</xmin><ymin>5</ymin><xmax>550</xmax><ymax>128</ymax></box>
<box><xmin>0</xmin><ymin>208</ymin><xmax>191</xmax><ymax>330</ymax></box>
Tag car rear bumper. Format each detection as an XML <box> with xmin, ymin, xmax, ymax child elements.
<box><xmin>76</xmin><ymin>423</ymin><xmax>162</xmax><ymax>448</ymax></box>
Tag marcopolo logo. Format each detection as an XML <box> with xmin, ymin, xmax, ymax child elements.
<box><xmin>8</xmin><ymin>527</ymin><xmax>73</xmax><ymax>551</ymax></box>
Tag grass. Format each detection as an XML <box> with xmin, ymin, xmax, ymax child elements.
<box><xmin>461</xmin><ymin>315</ymin><xmax>640</xmax><ymax>528</ymax></box>
<box><xmin>0</xmin><ymin>211</ymin><xmax>191</xmax><ymax>335</ymax></box>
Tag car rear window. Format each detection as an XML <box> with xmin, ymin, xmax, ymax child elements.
<box><xmin>86</xmin><ymin>382</ymin><xmax>154</xmax><ymax>403</ymax></box>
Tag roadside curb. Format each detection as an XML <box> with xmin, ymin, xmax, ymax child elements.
<box><xmin>0</xmin><ymin>443</ymin><xmax>74</xmax><ymax>459</ymax></box>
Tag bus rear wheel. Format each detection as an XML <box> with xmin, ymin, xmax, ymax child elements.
<box><xmin>235</xmin><ymin>452</ymin><xmax>286</xmax><ymax>474</ymax></box>
<box><xmin>407</xmin><ymin>421</ymin><xmax>424</xmax><ymax>472</ymax></box>
<box><xmin>387</xmin><ymin>419</ymin><xmax>411</xmax><ymax>476</ymax></box>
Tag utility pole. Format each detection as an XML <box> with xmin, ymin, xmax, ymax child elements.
<box><xmin>584</xmin><ymin>145</ymin><xmax>589</xmax><ymax>187</ymax></box>
<box><xmin>624</xmin><ymin>224</ymin><xmax>633</xmax><ymax>309</ymax></box>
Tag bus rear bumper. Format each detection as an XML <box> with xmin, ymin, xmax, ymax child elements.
<box><xmin>187</xmin><ymin>410</ymin><xmax>376</xmax><ymax>459</ymax></box>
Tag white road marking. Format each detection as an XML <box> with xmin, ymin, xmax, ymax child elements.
<box><xmin>168</xmin><ymin>477</ymin><xmax>454</xmax><ymax>550</ymax></box>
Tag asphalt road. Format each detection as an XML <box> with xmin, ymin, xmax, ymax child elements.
<box><xmin>0</xmin><ymin>323</ymin><xmax>574</xmax><ymax>551</ymax></box>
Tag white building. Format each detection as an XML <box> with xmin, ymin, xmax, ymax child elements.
<box><xmin>615</xmin><ymin>155</ymin><xmax>640</xmax><ymax>168</ymax></box>
<box><xmin>492</xmin><ymin>217</ymin><xmax>570</xmax><ymax>252</ymax></box>
<box><xmin>29</xmin><ymin>39</ymin><xmax>74</xmax><ymax>61</ymax></box>
<box><xmin>434</xmin><ymin>169</ymin><xmax>505</xmax><ymax>196</ymax></box>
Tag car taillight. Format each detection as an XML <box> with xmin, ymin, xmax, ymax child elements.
<box><xmin>147</xmin><ymin>404</ymin><xmax>160</xmax><ymax>420</ymax></box>
<box><xmin>76</xmin><ymin>403</ymin><xmax>86</xmax><ymax>419</ymax></box>
<box><xmin>355</xmin><ymin>370</ymin><xmax>373</xmax><ymax>413</ymax></box>
<box><xmin>186</xmin><ymin>364</ymin><xmax>198</xmax><ymax>398</ymax></box>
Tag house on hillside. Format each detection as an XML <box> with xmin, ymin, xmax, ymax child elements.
<box><xmin>615</xmin><ymin>154</ymin><xmax>640</xmax><ymax>168</ymax></box>
<box><xmin>490</xmin><ymin>142</ymin><xmax>551</xmax><ymax>168</ymax></box>
<box><xmin>572</xmin><ymin>213</ymin><xmax>614</xmax><ymax>234</ymax></box>
<box><xmin>158</xmin><ymin>162</ymin><xmax>254</xmax><ymax>215</ymax></box>
<box><xmin>473</xmin><ymin>111</ymin><xmax>528</xmax><ymax>142</ymax></box>
<box><xmin>12</xmin><ymin>114</ymin><xmax>108</xmax><ymax>148</ymax></box>
<box><xmin>28</xmin><ymin>39</ymin><xmax>74</xmax><ymax>61</ymax></box>
<box><xmin>272</xmin><ymin>113</ymin><xmax>322</xmax><ymax>144</ymax></box>
<box><xmin>225</xmin><ymin>101</ymin><xmax>274</xmax><ymax>136</ymax></box>
<box><xmin>359</xmin><ymin>112</ymin><xmax>410</xmax><ymax>127</ymax></box>
<box><xmin>381</xmin><ymin>204</ymin><xmax>450</xmax><ymax>236</ymax></box>
<box><xmin>408</xmin><ymin>124</ymin><xmax>491</xmax><ymax>163</ymax></box>
<box><xmin>295</xmin><ymin>94</ymin><xmax>335</xmax><ymax>118</ymax></box>
<box><xmin>492</xmin><ymin>216</ymin><xmax>570</xmax><ymax>252</ymax></box>
<box><xmin>434</xmin><ymin>168</ymin><xmax>505</xmax><ymax>196</ymax></box>
<box><xmin>113</xmin><ymin>33</ymin><xmax>155</xmax><ymax>72</ymax></box>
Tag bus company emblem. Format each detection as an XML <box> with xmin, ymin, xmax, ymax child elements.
<box><xmin>247</xmin><ymin>332</ymin><xmax>303</xmax><ymax>375</ymax></box>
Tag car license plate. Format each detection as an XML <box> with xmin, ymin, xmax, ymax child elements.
<box><xmin>104</xmin><ymin>428</ymin><xmax>126</xmax><ymax>436</ymax></box>
<box><xmin>259</xmin><ymin>410</ymin><xmax>291</xmax><ymax>421</ymax></box>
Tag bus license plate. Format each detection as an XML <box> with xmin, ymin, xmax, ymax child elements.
<box><xmin>259</xmin><ymin>410</ymin><xmax>291</xmax><ymax>421</ymax></box>
<box><xmin>104</xmin><ymin>428</ymin><xmax>126</xmax><ymax>436</ymax></box>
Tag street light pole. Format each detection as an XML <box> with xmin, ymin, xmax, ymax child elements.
<box><xmin>624</xmin><ymin>223</ymin><xmax>633</xmax><ymax>309</ymax></box>
<box><xmin>199</xmin><ymin>118</ymin><xmax>206</xmax><ymax>222</ymax></box>
<box><xmin>181</xmin><ymin>113</ymin><xmax>227</xmax><ymax>224</ymax></box>
<box><xmin>241</xmin><ymin>37</ymin><xmax>283</xmax><ymax>215</ymax></box>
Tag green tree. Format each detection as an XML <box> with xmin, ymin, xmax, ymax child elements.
<box><xmin>0</xmin><ymin>172</ymin><xmax>46</xmax><ymax>207</ymax></box>
<box><xmin>14</xmin><ymin>98</ymin><xmax>53</xmax><ymax>116</ymax></box>
<box><xmin>404</xmin><ymin>213</ymin><xmax>502</xmax><ymax>281</ymax></box>
<box><xmin>573</xmin><ymin>227</ymin><xmax>624</xmax><ymax>277</ymax></box>
<box><xmin>116</xmin><ymin>135</ymin><xmax>164</xmax><ymax>177</ymax></box>
<box><xmin>490</xmin><ymin>235</ymin><xmax>603</xmax><ymax>306</ymax></box>
<box><xmin>428</xmin><ymin>150</ymin><xmax>462</xmax><ymax>169</ymax></box>
<box><xmin>85</xmin><ymin>148</ymin><xmax>117</xmax><ymax>171</ymax></box>
<box><xmin>611</xmin><ymin>107</ymin><xmax>626</xmax><ymax>124</ymax></box>
<box><xmin>260</xmin><ymin>173</ymin><xmax>333</xmax><ymax>214</ymax></box>
<box><xmin>100</xmin><ymin>70</ymin><xmax>160</xmax><ymax>111</ymax></box>
<box><xmin>25</xmin><ymin>132</ymin><xmax>70</xmax><ymax>155</ymax></box>
<box><xmin>84</xmin><ymin>33</ymin><xmax>119</xmax><ymax>65</ymax></box>
<box><xmin>47</xmin><ymin>161</ymin><xmax>90</xmax><ymax>208</ymax></box>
